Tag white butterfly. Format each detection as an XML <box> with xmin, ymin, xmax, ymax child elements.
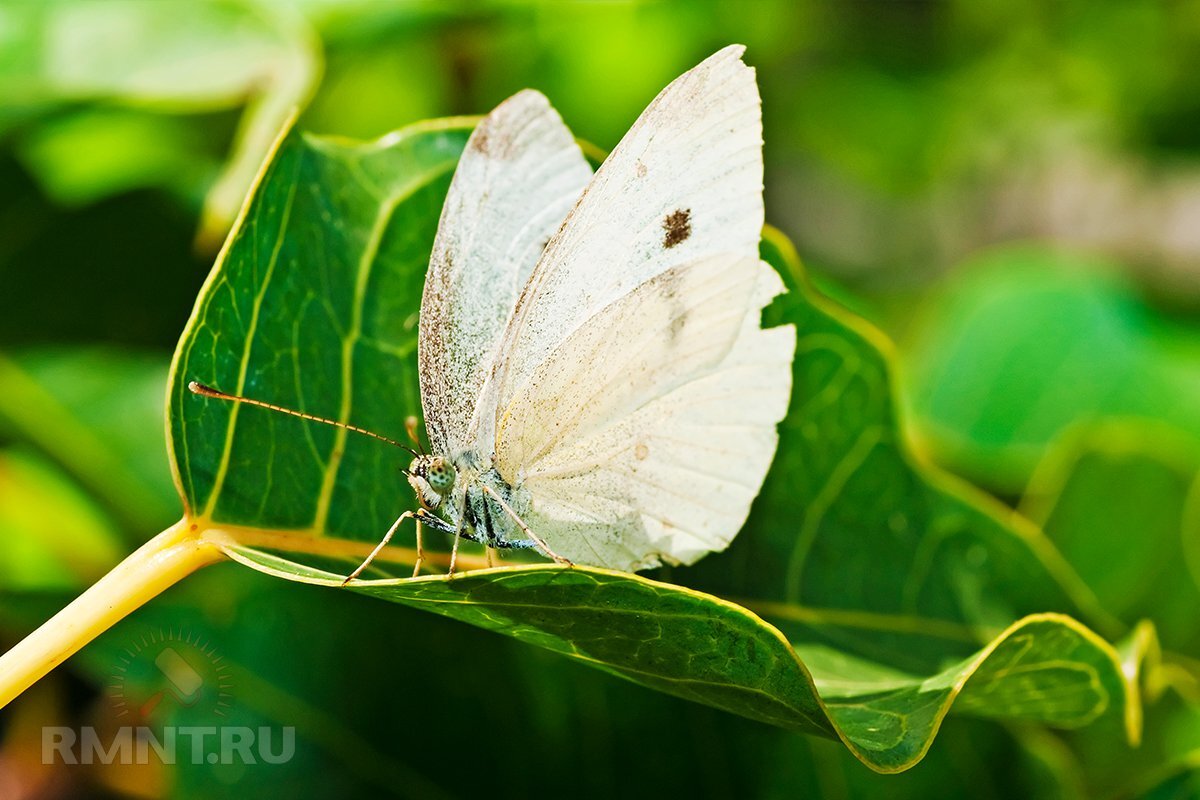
<box><xmin>401</xmin><ymin>44</ymin><xmax>795</xmax><ymax>574</ymax></box>
<box><xmin>192</xmin><ymin>45</ymin><xmax>794</xmax><ymax>578</ymax></box>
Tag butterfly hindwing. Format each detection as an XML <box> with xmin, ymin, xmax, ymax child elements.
<box><xmin>494</xmin><ymin>253</ymin><xmax>793</xmax><ymax>569</ymax></box>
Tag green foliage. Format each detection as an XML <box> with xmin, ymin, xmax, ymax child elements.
<box><xmin>1014</xmin><ymin>423</ymin><xmax>1200</xmax><ymax>797</ymax></box>
<box><xmin>1</xmin><ymin>0</ymin><xmax>318</xmax><ymax>233</ymax></box>
<box><xmin>902</xmin><ymin>249</ymin><xmax>1200</xmax><ymax>491</ymax></box>
<box><xmin>168</xmin><ymin>121</ymin><xmax>1137</xmax><ymax>773</ymax></box>
<box><xmin>0</xmin><ymin>350</ymin><xmax>179</xmax><ymax>534</ymax></box>
<box><xmin>1023</xmin><ymin>423</ymin><xmax>1200</xmax><ymax>653</ymax></box>
<box><xmin>6</xmin><ymin>2</ymin><xmax>1200</xmax><ymax>795</ymax></box>
<box><xmin>0</xmin><ymin>447</ymin><xmax>122</xmax><ymax>588</ymax></box>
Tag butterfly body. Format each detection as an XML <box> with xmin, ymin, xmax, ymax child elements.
<box><xmin>407</xmin><ymin>451</ymin><xmax>538</xmax><ymax>551</ymax></box>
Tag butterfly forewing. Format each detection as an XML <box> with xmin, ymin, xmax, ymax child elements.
<box><xmin>469</xmin><ymin>44</ymin><xmax>766</xmax><ymax>452</ymax></box>
<box><xmin>418</xmin><ymin>90</ymin><xmax>593</xmax><ymax>457</ymax></box>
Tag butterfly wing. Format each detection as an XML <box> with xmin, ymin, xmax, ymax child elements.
<box><xmin>471</xmin><ymin>45</ymin><xmax>765</xmax><ymax>446</ymax></box>
<box><xmin>419</xmin><ymin>90</ymin><xmax>592</xmax><ymax>456</ymax></box>
<box><xmin>479</xmin><ymin>46</ymin><xmax>794</xmax><ymax>569</ymax></box>
<box><xmin>496</xmin><ymin>253</ymin><xmax>793</xmax><ymax>569</ymax></box>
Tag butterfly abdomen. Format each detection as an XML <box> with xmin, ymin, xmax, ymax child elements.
<box><xmin>460</xmin><ymin>467</ymin><xmax>535</xmax><ymax>550</ymax></box>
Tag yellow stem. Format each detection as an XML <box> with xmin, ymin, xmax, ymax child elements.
<box><xmin>0</xmin><ymin>519</ymin><xmax>501</xmax><ymax>710</ymax></box>
<box><xmin>0</xmin><ymin>520</ymin><xmax>225</xmax><ymax>710</ymax></box>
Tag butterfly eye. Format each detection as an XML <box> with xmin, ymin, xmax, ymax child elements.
<box><xmin>427</xmin><ymin>460</ymin><xmax>456</xmax><ymax>493</ymax></box>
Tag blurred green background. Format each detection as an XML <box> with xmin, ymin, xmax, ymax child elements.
<box><xmin>2</xmin><ymin>0</ymin><xmax>1200</xmax><ymax>797</ymax></box>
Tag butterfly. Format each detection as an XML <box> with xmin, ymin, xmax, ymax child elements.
<box><xmin>192</xmin><ymin>44</ymin><xmax>795</xmax><ymax>580</ymax></box>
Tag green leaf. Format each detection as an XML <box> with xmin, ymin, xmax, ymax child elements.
<box><xmin>1021</xmin><ymin>421</ymin><xmax>1200</xmax><ymax>654</ymax></box>
<box><xmin>41</xmin><ymin>569</ymin><xmax>1071</xmax><ymax>799</ymax></box>
<box><xmin>167</xmin><ymin>119</ymin><xmax>1136</xmax><ymax>772</ymax></box>
<box><xmin>901</xmin><ymin>248</ymin><xmax>1200</xmax><ymax>492</ymax></box>
<box><xmin>1015</xmin><ymin>422</ymin><xmax>1200</xmax><ymax>797</ymax></box>
<box><xmin>16</xmin><ymin>109</ymin><xmax>217</xmax><ymax>206</ymax></box>
<box><xmin>169</xmin><ymin>119</ymin><xmax>471</xmax><ymax>531</ymax></box>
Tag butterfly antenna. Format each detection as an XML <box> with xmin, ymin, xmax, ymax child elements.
<box><xmin>188</xmin><ymin>381</ymin><xmax>420</xmax><ymax>457</ymax></box>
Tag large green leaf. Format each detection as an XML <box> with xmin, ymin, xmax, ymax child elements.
<box><xmin>24</xmin><ymin>568</ymin><xmax>1073</xmax><ymax>800</ymax></box>
<box><xmin>1015</xmin><ymin>422</ymin><xmax>1200</xmax><ymax>798</ymax></box>
<box><xmin>1022</xmin><ymin>422</ymin><xmax>1200</xmax><ymax>654</ymax></box>
<box><xmin>167</xmin><ymin>119</ymin><xmax>1136</xmax><ymax>772</ymax></box>
<box><xmin>901</xmin><ymin>248</ymin><xmax>1200</xmax><ymax>492</ymax></box>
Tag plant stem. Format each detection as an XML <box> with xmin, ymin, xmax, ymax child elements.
<box><xmin>0</xmin><ymin>520</ymin><xmax>496</xmax><ymax>710</ymax></box>
<box><xmin>0</xmin><ymin>520</ymin><xmax>225</xmax><ymax>710</ymax></box>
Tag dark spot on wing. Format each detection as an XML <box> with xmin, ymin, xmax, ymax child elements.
<box><xmin>662</xmin><ymin>209</ymin><xmax>691</xmax><ymax>249</ymax></box>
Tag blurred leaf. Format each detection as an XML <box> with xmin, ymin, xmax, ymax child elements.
<box><xmin>1015</xmin><ymin>421</ymin><xmax>1200</xmax><ymax>798</ymax></box>
<box><xmin>1055</xmin><ymin>673</ymin><xmax>1200</xmax><ymax>800</ymax></box>
<box><xmin>1022</xmin><ymin>422</ymin><xmax>1200</xmax><ymax>653</ymax></box>
<box><xmin>166</xmin><ymin>120</ymin><xmax>1135</xmax><ymax>772</ymax></box>
<box><xmin>0</xmin><ymin>161</ymin><xmax>210</xmax><ymax>348</ymax></box>
<box><xmin>0</xmin><ymin>349</ymin><xmax>180</xmax><ymax>534</ymax></box>
<box><xmin>16</xmin><ymin>110</ymin><xmax>217</xmax><ymax>207</ymax></box>
<box><xmin>788</xmin><ymin>66</ymin><xmax>939</xmax><ymax>194</ymax></box>
<box><xmin>303</xmin><ymin>34</ymin><xmax>449</xmax><ymax>140</ymax></box>
<box><xmin>902</xmin><ymin>248</ymin><xmax>1200</xmax><ymax>492</ymax></box>
<box><xmin>0</xmin><ymin>447</ymin><xmax>122</xmax><ymax>589</ymax></box>
<box><xmin>1</xmin><ymin>0</ymin><xmax>320</xmax><ymax>237</ymax></box>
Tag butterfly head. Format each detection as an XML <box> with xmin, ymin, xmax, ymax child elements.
<box><xmin>407</xmin><ymin>454</ymin><xmax>457</xmax><ymax>508</ymax></box>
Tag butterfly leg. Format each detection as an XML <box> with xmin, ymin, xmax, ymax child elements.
<box><xmin>342</xmin><ymin>510</ymin><xmax>415</xmax><ymax>585</ymax></box>
<box><xmin>480</xmin><ymin>484</ymin><xmax>573</xmax><ymax>567</ymax></box>
<box><xmin>411</xmin><ymin>515</ymin><xmax>425</xmax><ymax>578</ymax></box>
<box><xmin>447</xmin><ymin>512</ymin><xmax>466</xmax><ymax>576</ymax></box>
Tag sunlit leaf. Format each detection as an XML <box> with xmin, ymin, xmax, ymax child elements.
<box><xmin>1017</xmin><ymin>422</ymin><xmax>1200</xmax><ymax>797</ymax></box>
<box><xmin>1</xmin><ymin>0</ymin><xmax>319</xmax><ymax>236</ymax></box>
<box><xmin>1022</xmin><ymin>422</ymin><xmax>1200</xmax><ymax>653</ymax></box>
